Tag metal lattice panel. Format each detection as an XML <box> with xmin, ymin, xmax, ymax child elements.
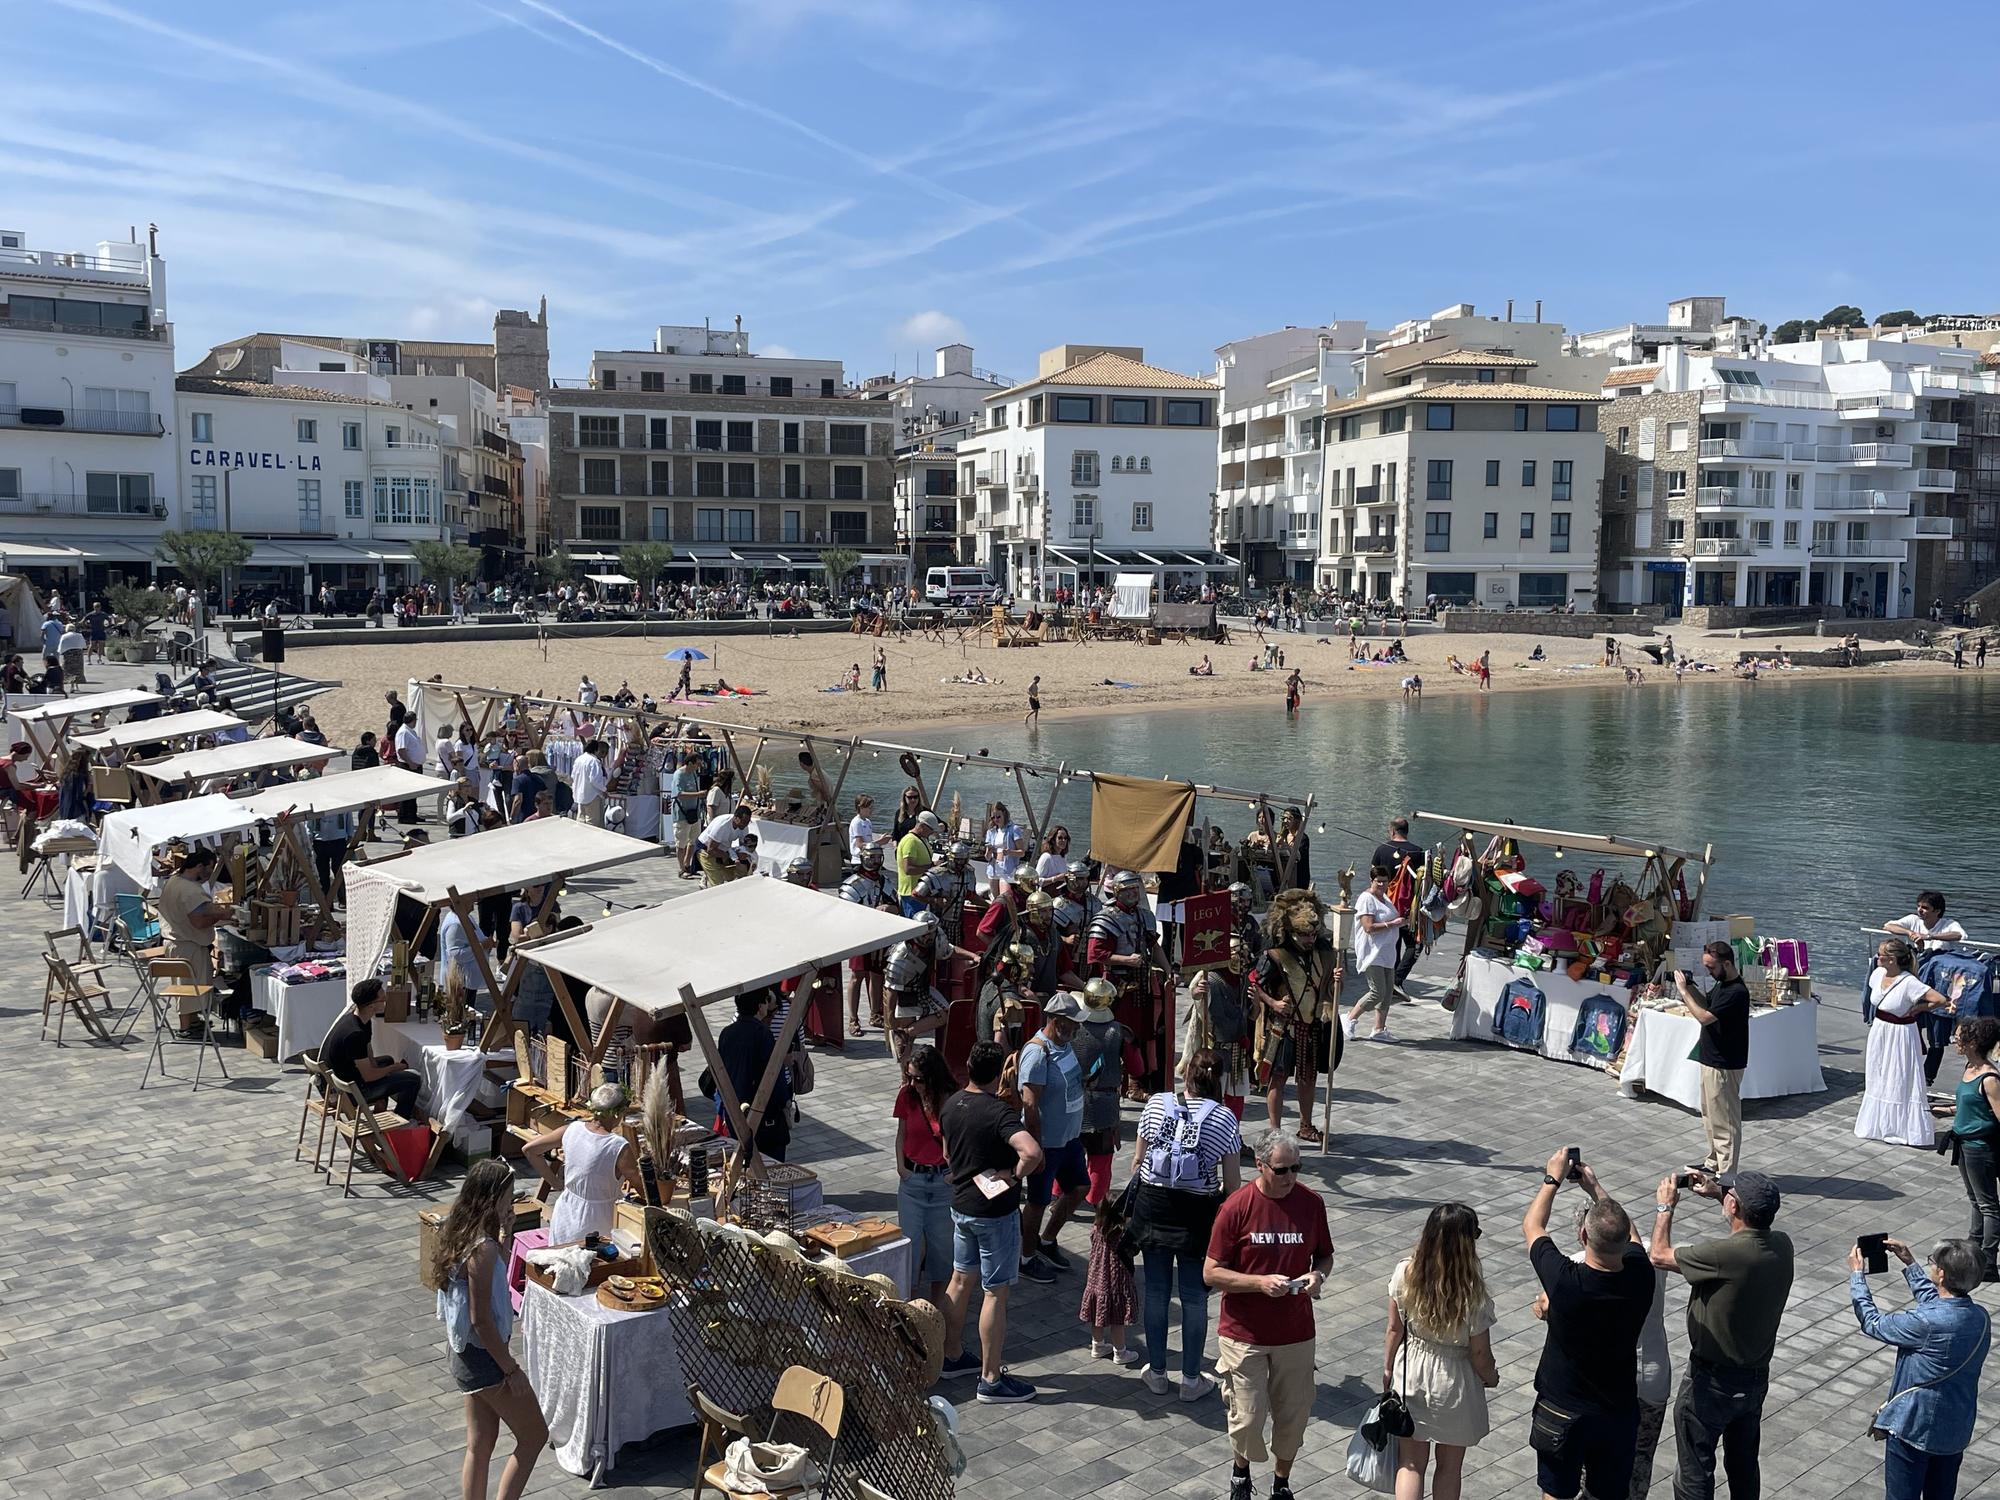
<box><xmin>650</xmin><ymin>1209</ymin><xmax>957</xmax><ymax>1500</ymax></box>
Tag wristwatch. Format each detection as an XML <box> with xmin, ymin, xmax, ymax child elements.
<box><xmin>1655</xmin><ymin>1204</ymin><xmax>1675</xmax><ymax>1214</ymax></box>
<box><xmin>1542</xmin><ymin>1174</ymin><xmax>1561</xmax><ymax>1187</ymax></box>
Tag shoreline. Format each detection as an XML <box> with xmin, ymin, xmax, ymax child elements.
<box><xmin>295</xmin><ymin>625</ymin><xmax>1973</xmax><ymax>750</ymax></box>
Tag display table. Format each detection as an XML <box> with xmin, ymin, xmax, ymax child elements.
<box><xmin>1450</xmin><ymin>953</ymin><xmax>1638</xmax><ymax>1070</ymax></box>
<box><xmin>262</xmin><ymin>968</ymin><xmax>348</xmax><ymax>1061</ymax></box>
<box><xmin>1618</xmin><ymin>1001</ymin><xmax>1826</xmax><ymax>1109</ymax></box>
<box><xmin>64</xmin><ymin>864</ymin><xmax>104</xmax><ymax>937</ymax></box>
<box><xmin>614</xmin><ymin>794</ymin><xmax>660</xmax><ymax>841</ymax></box>
<box><xmin>809</xmin><ymin>1205</ymin><xmax>914</xmax><ymax>1299</ymax></box>
<box><xmin>372</xmin><ymin>1017</ymin><xmax>513</xmax><ymax>1129</ymax></box>
<box><xmin>521</xmin><ymin>1279</ymin><xmax>694</xmax><ymax>1486</ymax></box>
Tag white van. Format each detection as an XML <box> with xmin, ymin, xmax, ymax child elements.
<box><xmin>925</xmin><ymin>566</ymin><xmax>995</xmax><ymax>605</ymax></box>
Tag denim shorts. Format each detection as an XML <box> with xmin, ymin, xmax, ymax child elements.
<box><xmin>951</xmin><ymin>1207</ymin><xmax>1021</xmax><ymax>1290</ymax></box>
<box><xmin>1026</xmin><ymin>1137</ymin><xmax>1088</xmax><ymax>1206</ymax></box>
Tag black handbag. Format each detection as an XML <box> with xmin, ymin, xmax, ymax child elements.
<box><xmin>1366</xmin><ymin>1337</ymin><xmax>1416</xmax><ymax>1442</ymax></box>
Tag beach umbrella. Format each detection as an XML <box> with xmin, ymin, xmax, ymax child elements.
<box><xmin>663</xmin><ymin>648</ymin><xmax>709</xmax><ymax>662</ymax></box>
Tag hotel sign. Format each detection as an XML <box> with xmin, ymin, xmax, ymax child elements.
<box><xmin>187</xmin><ymin>448</ymin><xmax>323</xmax><ymax>470</ymax></box>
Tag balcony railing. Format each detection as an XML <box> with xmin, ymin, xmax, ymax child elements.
<box><xmin>1845</xmin><ymin>442</ymin><xmax>1912</xmax><ymax>465</ymax></box>
<box><xmin>1700</xmin><ymin>386</ymin><xmax>1833</xmax><ymax>410</ymax></box>
<box><xmin>1692</xmin><ymin>537</ymin><xmax>1753</xmax><ymax>557</ymax></box>
<box><xmin>1836</xmin><ymin>393</ymin><xmax>1915</xmax><ymax>415</ymax></box>
<box><xmin>0</xmin><ymin>404</ymin><xmax>165</xmax><ymax>436</ymax></box>
<box><xmin>1352</xmin><ymin>484</ymin><xmax>1385</xmax><ymax>505</ymax></box>
<box><xmin>1354</xmin><ymin>535</ymin><xmax>1396</xmax><ymax>554</ymax></box>
<box><xmin>1815</xmin><ymin>539</ymin><xmax>1903</xmax><ymax>558</ymax></box>
<box><xmin>1697</xmin><ymin>487</ymin><xmax>1774</xmax><ymax>509</ymax></box>
<box><xmin>1816</xmin><ymin>489</ymin><xmax>1900</xmax><ymax>513</ymax></box>
<box><xmin>0</xmin><ymin>313</ymin><xmax>163</xmax><ymax>341</ymax></box>
<box><xmin>0</xmin><ymin>490</ymin><xmax>163</xmax><ymax>517</ymax></box>
<box><xmin>1917</xmin><ymin>421</ymin><xmax>1960</xmax><ymax>444</ymax></box>
<box><xmin>481</xmin><ymin>476</ymin><xmax>510</xmax><ymax>497</ymax></box>
<box><xmin>1912</xmin><ymin>515</ymin><xmax>1958</xmax><ymax>537</ymax></box>
<box><xmin>1912</xmin><ymin>468</ymin><xmax>1957</xmax><ymax>491</ymax></box>
<box><xmin>1698</xmin><ymin>438</ymin><xmax>1783</xmax><ymax>460</ymax></box>
<box><xmin>479</xmin><ymin>429</ymin><xmax>509</xmax><ymax>454</ymax></box>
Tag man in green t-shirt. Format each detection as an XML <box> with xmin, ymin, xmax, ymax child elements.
<box><xmin>897</xmin><ymin>810</ymin><xmax>943</xmax><ymax>915</ymax></box>
<box><xmin>1648</xmin><ymin>1168</ymin><xmax>1794</xmax><ymax>1500</ymax></box>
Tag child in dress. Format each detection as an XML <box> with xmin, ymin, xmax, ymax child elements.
<box><xmin>1079</xmin><ymin>1194</ymin><xmax>1139</xmax><ymax>1365</ymax></box>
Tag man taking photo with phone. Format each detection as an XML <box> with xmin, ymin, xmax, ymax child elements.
<box><xmin>1650</xmin><ymin>1168</ymin><xmax>1794</xmax><ymax>1500</ymax></box>
<box><xmin>1676</xmin><ymin>941</ymin><xmax>1751</xmax><ymax>1174</ymax></box>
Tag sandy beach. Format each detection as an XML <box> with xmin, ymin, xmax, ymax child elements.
<box><xmin>285</xmin><ymin>619</ymin><xmax>1963</xmax><ymax>749</ymax></box>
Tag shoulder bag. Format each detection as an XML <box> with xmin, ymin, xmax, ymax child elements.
<box><xmin>1345</xmin><ymin>1330</ymin><xmax>1414</xmax><ymax>1492</ymax></box>
<box><xmin>1869</xmin><ymin>1306</ymin><xmax>1990</xmax><ymax>1439</ymax></box>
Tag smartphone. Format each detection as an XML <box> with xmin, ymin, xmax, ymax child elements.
<box><xmin>1286</xmin><ymin>1275</ymin><xmax>1314</xmax><ymax>1296</ymax></box>
<box><xmin>1680</xmin><ymin>969</ymin><xmax>1697</xmax><ymax>984</ymax></box>
<box><xmin>1857</xmin><ymin>1233</ymin><xmax>1889</xmax><ymax>1275</ymax></box>
<box><xmin>1564</xmin><ymin>1147</ymin><xmax>1582</xmax><ymax>1182</ymax></box>
<box><xmin>1673</xmin><ymin>1170</ymin><xmax>1695</xmax><ymax>1190</ymax></box>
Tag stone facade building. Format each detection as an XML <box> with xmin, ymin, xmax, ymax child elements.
<box><xmin>1595</xmin><ymin>383</ymin><xmax>1701</xmax><ymax>614</ymax></box>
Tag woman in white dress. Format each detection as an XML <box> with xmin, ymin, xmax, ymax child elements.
<box><xmin>1856</xmin><ymin>939</ymin><xmax>1954</xmax><ymax>1147</ymax></box>
<box><xmin>522</xmin><ymin>1084</ymin><xmax>644</xmax><ymax>1245</ymax></box>
<box><xmin>1383</xmin><ymin>1202</ymin><xmax>1500</xmax><ymax>1500</ymax></box>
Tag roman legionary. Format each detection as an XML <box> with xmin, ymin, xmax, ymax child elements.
<box><xmin>883</xmin><ymin>909</ymin><xmax>949</xmax><ymax>1066</ymax></box>
<box><xmin>915</xmin><ymin>839</ymin><xmax>974</xmax><ymax>945</ymax></box>
<box><xmin>1053</xmin><ymin>860</ymin><xmax>1098</xmax><ymax>966</ymax></box>
<box><xmin>974</xmin><ymin>941</ymin><xmax>1036</xmax><ymax>1052</ymax></box>
<box><xmin>840</xmin><ymin>845</ymin><xmax>893</xmax><ymax>1033</ymax></box>
<box><xmin>1070</xmin><ymin>976</ymin><xmax>1128</xmax><ymax>1205</ymax></box>
<box><xmin>1250</xmin><ymin>887</ymin><xmax>1342</xmax><ymax>1145</ymax></box>
<box><xmin>1086</xmin><ymin>869</ymin><xmax>1170</xmax><ymax>1096</ymax></box>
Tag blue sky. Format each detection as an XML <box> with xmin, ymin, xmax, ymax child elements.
<box><xmin>11</xmin><ymin>0</ymin><xmax>2000</xmax><ymax>387</ymax></box>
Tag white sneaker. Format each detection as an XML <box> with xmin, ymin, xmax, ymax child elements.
<box><xmin>1340</xmin><ymin>1014</ymin><xmax>1356</xmax><ymax>1039</ymax></box>
<box><xmin>1179</xmin><ymin>1372</ymin><xmax>1217</xmax><ymax>1402</ymax></box>
<box><xmin>1368</xmin><ymin>1029</ymin><xmax>1396</xmax><ymax>1044</ymax></box>
<box><xmin>1141</xmin><ymin>1367</ymin><xmax>1172</xmax><ymax>1396</ymax></box>
<box><xmin>1109</xmin><ymin>1346</ymin><xmax>1140</xmax><ymax>1367</ymax></box>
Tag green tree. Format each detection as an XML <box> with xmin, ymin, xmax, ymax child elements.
<box><xmin>618</xmin><ymin>541</ymin><xmax>675</xmax><ymax>599</ymax></box>
<box><xmin>1876</xmin><ymin>308</ymin><xmax>1920</xmax><ymax>329</ymax></box>
<box><xmin>819</xmin><ymin>545</ymin><xmax>860</xmax><ymax>599</ymax></box>
<box><xmin>1819</xmin><ymin>304</ymin><xmax>1867</xmax><ymax>329</ymax></box>
<box><xmin>103</xmin><ymin>583</ymin><xmax>172</xmax><ymax>638</ymax></box>
<box><xmin>156</xmin><ymin>529</ymin><xmax>252</xmax><ymax>594</ymax></box>
<box><xmin>409</xmin><ymin>540</ymin><xmax>484</xmax><ymax>590</ymax></box>
<box><xmin>1772</xmin><ymin>319</ymin><xmax>1817</xmax><ymax>344</ymax></box>
<box><xmin>528</xmin><ymin>548</ymin><xmax>573</xmax><ymax>591</ymax></box>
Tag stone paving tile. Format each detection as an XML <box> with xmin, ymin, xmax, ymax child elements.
<box><xmin>5</xmin><ymin>730</ymin><xmax>2000</xmax><ymax>1496</ymax></box>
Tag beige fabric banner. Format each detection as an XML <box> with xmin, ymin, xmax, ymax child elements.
<box><xmin>1088</xmin><ymin>772</ymin><xmax>1195</xmax><ymax>874</ymax></box>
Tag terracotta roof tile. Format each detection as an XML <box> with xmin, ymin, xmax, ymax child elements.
<box><xmin>1325</xmin><ymin>381</ymin><xmax>1606</xmax><ymax>414</ymax></box>
<box><xmin>1418</xmin><ymin>349</ymin><xmax>1538</xmax><ymax>368</ymax></box>
<box><xmin>1603</xmin><ymin>366</ymin><xmax>1661</xmax><ymax>387</ymax></box>
<box><xmin>175</xmin><ymin>376</ymin><xmax>402</xmax><ymax>408</ymax></box>
<box><xmin>992</xmin><ymin>352</ymin><xmax>1212</xmax><ymax>399</ymax></box>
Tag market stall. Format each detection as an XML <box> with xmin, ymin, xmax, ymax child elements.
<box><xmin>512</xmin><ymin>880</ymin><xmax>934</xmax><ymax>1489</ymax></box>
<box><xmin>342</xmin><ymin>819</ymin><xmax>656</xmax><ymax>1051</ymax></box>
<box><xmin>129</xmin><ymin>735</ymin><xmax>341</xmax><ymax>801</ymax></box>
<box><xmin>262</xmin><ymin>961</ymin><xmax>350</xmax><ymax>1062</ymax></box>
<box><xmin>71</xmin><ymin>709</ymin><xmax>245</xmax><ymax>757</ymax></box>
<box><xmin>1618</xmin><ymin>999</ymin><xmax>1826</xmax><ymax>1107</ymax></box>
<box><xmin>13</xmin><ymin>687</ymin><xmax>162</xmax><ymax>762</ymax></box>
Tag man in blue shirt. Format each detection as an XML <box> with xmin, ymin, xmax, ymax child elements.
<box><xmin>40</xmin><ymin>611</ymin><xmax>63</xmax><ymax>668</ymax></box>
<box><xmin>1849</xmin><ymin>1236</ymin><xmax>1991</xmax><ymax>1500</ymax></box>
<box><xmin>1017</xmin><ymin>991</ymin><xmax>1088</xmax><ymax>1282</ymax></box>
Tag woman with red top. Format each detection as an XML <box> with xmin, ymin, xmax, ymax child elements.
<box><xmin>892</xmin><ymin>1045</ymin><xmax>957</xmax><ymax>1305</ymax></box>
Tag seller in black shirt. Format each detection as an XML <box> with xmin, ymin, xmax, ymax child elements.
<box><xmin>1676</xmin><ymin>939</ymin><xmax>1751</xmax><ymax>1174</ymax></box>
<box><xmin>714</xmin><ymin>988</ymin><xmax>794</xmax><ymax>1162</ymax></box>
<box><xmin>939</xmin><ymin>1040</ymin><xmax>1044</xmax><ymax>1399</ymax></box>
<box><xmin>1522</xmin><ymin>1146</ymin><xmax>1655</xmax><ymax>1500</ymax></box>
<box><xmin>321</xmin><ymin>978</ymin><xmax>422</xmax><ymax>1118</ymax></box>
<box><xmin>1371</xmin><ymin>816</ymin><xmax>1426</xmax><ymax>986</ymax></box>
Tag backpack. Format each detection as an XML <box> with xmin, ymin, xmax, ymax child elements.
<box><xmin>1570</xmin><ymin>994</ymin><xmax>1628</xmax><ymax>1062</ymax></box>
<box><xmin>1146</xmin><ymin>1098</ymin><xmax>1216</xmax><ymax>1192</ymax></box>
<box><xmin>1493</xmin><ymin>977</ymin><xmax>1546</xmax><ymax>1048</ymax></box>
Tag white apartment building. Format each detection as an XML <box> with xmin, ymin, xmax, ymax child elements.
<box><xmin>1320</xmin><ymin>346</ymin><xmax>1608</xmax><ymax>608</ymax></box>
<box><xmin>860</xmin><ymin>343</ymin><xmax>1006</xmax><ymax>443</ymax></box>
<box><xmin>955</xmin><ymin>345</ymin><xmax>1233</xmax><ymax>598</ymax></box>
<box><xmin>0</xmin><ymin>224</ymin><xmax>178</xmax><ymax>590</ymax></box>
<box><xmin>175</xmin><ymin>358</ymin><xmax>445</xmax><ymax>601</ymax></box>
<box><xmin>1214</xmin><ymin>323</ymin><xmax>1375</xmax><ymax>588</ymax></box>
<box><xmin>1572</xmin><ymin>296</ymin><xmax>1760</xmax><ymax>366</ymax></box>
<box><xmin>1597</xmin><ymin>340</ymin><xmax>1984</xmax><ymax>619</ymax></box>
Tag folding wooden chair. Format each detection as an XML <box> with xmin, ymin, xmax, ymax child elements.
<box><xmin>90</xmin><ymin>764</ymin><xmax>134</xmax><ymax>812</ymax></box>
<box><xmin>325</xmin><ymin>1072</ymin><xmax>412</xmax><ymax>1198</ymax></box>
<box><xmin>691</xmin><ymin>1365</ymin><xmax>844</xmax><ymax>1500</ymax></box>
<box><xmin>140</xmin><ymin>957</ymin><xmax>228</xmax><ymax>1091</ymax></box>
<box><xmin>295</xmin><ymin>1051</ymin><xmax>339</xmax><ymax>1175</ymax></box>
<box><xmin>40</xmin><ymin>951</ymin><xmax>114</xmax><ymax>1046</ymax></box>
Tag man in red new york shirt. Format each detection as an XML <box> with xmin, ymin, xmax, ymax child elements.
<box><xmin>1204</xmin><ymin>1129</ymin><xmax>1334</xmax><ymax>1500</ymax></box>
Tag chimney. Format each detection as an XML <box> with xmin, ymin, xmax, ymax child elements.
<box><xmin>1506</xmin><ymin>299</ymin><xmax>1514</xmax><ymax>321</ymax></box>
<box><xmin>1534</xmin><ymin>300</ymin><xmax>1543</xmax><ymax>322</ymax></box>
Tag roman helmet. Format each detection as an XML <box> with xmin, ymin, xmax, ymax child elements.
<box><xmin>1081</xmin><ymin>976</ymin><xmax>1119</xmax><ymax>1018</ymax></box>
<box><xmin>784</xmin><ymin>856</ymin><xmax>814</xmax><ymax>884</ymax></box>
<box><xmin>914</xmin><ymin>909</ymin><xmax>942</xmax><ymax>944</ymax></box>
<box><xmin>1022</xmin><ymin>889</ymin><xmax>1056</xmax><ymax>928</ymax></box>
<box><xmin>1066</xmin><ymin>859</ymin><xmax>1092</xmax><ymax>892</ymax></box>
<box><xmin>1111</xmin><ymin>869</ymin><xmax>1145</xmax><ymax>907</ymax></box>
<box><xmin>947</xmin><ymin>839</ymin><xmax>974</xmax><ymax>866</ymax></box>
<box><xmin>859</xmin><ymin>845</ymin><xmax>884</xmax><ymax>871</ymax></box>
<box><xmin>1227</xmin><ymin>880</ymin><xmax>1253</xmax><ymax>915</ymax></box>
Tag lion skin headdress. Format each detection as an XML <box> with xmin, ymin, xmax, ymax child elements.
<box><xmin>1262</xmin><ymin>887</ymin><xmax>1331</xmax><ymax>950</ymax></box>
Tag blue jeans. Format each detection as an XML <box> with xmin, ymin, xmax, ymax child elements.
<box><xmin>1884</xmin><ymin>1435</ymin><xmax>1963</xmax><ymax>1500</ymax></box>
<box><xmin>897</xmin><ymin>1169</ymin><xmax>954</xmax><ymax>1290</ymax></box>
<box><xmin>951</xmin><ymin>1208</ymin><xmax>1020</xmax><ymax>1290</ymax></box>
<box><xmin>1142</xmin><ymin>1246</ymin><xmax>1210</xmax><ymax>1379</ymax></box>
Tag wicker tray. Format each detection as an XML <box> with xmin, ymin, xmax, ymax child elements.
<box><xmin>595</xmin><ymin>1275</ymin><xmax>669</xmax><ymax>1312</ymax></box>
<box><xmin>802</xmin><ymin>1218</ymin><xmax>901</xmax><ymax>1257</ymax></box>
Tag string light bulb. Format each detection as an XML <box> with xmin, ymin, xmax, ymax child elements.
<box><xmin>1553</xmin><ymin>846</ymin><xmax>1565</xmax><ymax>860</ymax></box>
<box><xmin>1316</xmin><ymin>823</ymin><xmax>1326</xmax><ymax>835</ymax></box>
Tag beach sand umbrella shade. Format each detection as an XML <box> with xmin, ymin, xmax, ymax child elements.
<box><xmin>663</xmin><ymin>648</ymin><xmax>710</xmax><ymax>661</ymax></box>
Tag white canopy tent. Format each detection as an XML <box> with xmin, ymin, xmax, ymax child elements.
<box><xmin>130</xmin><ymin>735</ymin><xmax>341</xmax><ymax>792</ymax></box>
<box><xmin>232</xmin><ymin>765</ymin><xmax>446</xmax><ymax>822</ymax></box>
<box><xmin>584</xmin><ymin>572</ymin><xmax>635</xmax><ymax>586</ymax></box>
<box><xmin>343</xmin><ymin>820</ymin><xmax>657</xmax><ymax>1044</ymax></box>
<box><xmin>13</xmin><ymin>687</ymin><xmax>162</xmax><ymax>759</ymax></box>
<box><xmin>72</xmin><ymin>709</ymin><xmax>246</xmax><ymax>754</ymax></box>
<box><xmin>1111</xmin><ymin>572</ymin><xmax>1154</xmax><ymax>621</ymax></box>
<box><xmin>98</xmin><ymin>794</ymin><xmax>256</xmax><ymax>887</ymax></box>
<box><xmin>519</xmin><ymin>879</ymin><xmax>923</xmax><ymax>1192</ymax></box>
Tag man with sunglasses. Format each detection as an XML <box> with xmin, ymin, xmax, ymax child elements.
<box><xmin>1204</xmin><ymin>1131</ymin><xmax>1333</xmax><ymax>1500</ymax></box>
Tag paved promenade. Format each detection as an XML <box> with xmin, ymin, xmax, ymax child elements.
<box><xmin>2</xmin><ymin>815</ymin><xmax>1995</xmax><ymax>1498</ymax></box>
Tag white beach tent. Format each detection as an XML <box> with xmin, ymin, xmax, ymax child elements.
<box><xmin>72</xmin><ymin>709</ymin><xmax>247</xmax><ymax>755</ymax></box>
<box><xmin>0</xmin><ymin>574</ymin><xmax>45</xmax><ymax>653</ymax></box>
<box><xmin>130</xmin><ymin>735</ymin><xmax>342</xmax><ymax>791</ymax></box>
<box><xmin>1111</xmin><ymin>572</ymin><xmax>1154</xmax><ymax>621</ymax></box>
<box><xmin>517</xmin><ymin>879</ymin><xmax>922</xmax><ymax>1182</ymax></box>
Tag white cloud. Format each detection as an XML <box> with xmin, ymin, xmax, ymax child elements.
<box><xmin>759</xmin><ymin>344</ymin><xmax>798</xmax><ymax>358</ymax></box>
<box><xmin>892</xmin><ymin>310</ymin><xmax>967</xmax><ymax>347</ymax></box>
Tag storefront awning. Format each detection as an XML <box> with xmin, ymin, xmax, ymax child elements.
<box><xmin>570</xmin><ymin>550</ymin><xmax>620</xmax><ymax>563</ymax></box>
<box><xmin>858</xmin><ymin>553</ymin><xmax>909</xmax><ymax>568</ymax></box>
<box><xmin>585</xmin><ymin>571</ymin><xmax>635</xmax><ymax>585</ymax></box>
<box><xmin>684</xmin><ymin>546</ymin><xmax>734</xmax><ymax>562</ymax></box>
<box><xmin>38</xmin><ymin>537</ymin><xmax>155</xmax><ymax>563</ymax></box>
<box><xmin>1047</xmin><ymin>547</ymin><xmax>1085</xmax><ymax>568</ymax></box>
<box><xmin>0</xmin><ymin>541</ymin><xmax>85</xmax><ymax>563</ymax></box>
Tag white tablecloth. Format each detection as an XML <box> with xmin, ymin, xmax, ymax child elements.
<box><xmin>1450</xmin><ymin>953</ymin><xmax>1638</xmax><ymax>1070</ymax></box>
<box><xmin>1618</xmin><ymin>1001</ymin><xmax>1826</xmax><ymax>1108</ymax></box>
<box><xmin>521</xmin><ymin>1280</ymin><xmax>693</xmax><ymax>1485</ymax></box>
<box><xmin>262</xmin><ymin>969</ymin><xmax>348</xmax><ymax>1062</ymax></box>
<box><xmin>63</xmin><ymin>865</ymin><xmax>99</xmax><ymax>935</ymax></box>
<box><xmin>615</xmin><ymin>794</ymin><xmax>660</xmax><ymax>841</ymax></box>
<box><xmin>372</xmin><ymin>1017</ymin><xmax>513</xmax><ymax>1128</ymax></box>
<box><xmin>809</xmin><ymin>1205</ymin><xmax>913</xmax><ymax>1299</ymax></box>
